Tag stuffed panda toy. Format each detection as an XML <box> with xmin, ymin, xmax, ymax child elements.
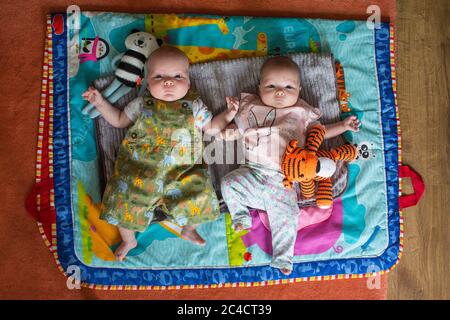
<box><xmin>82</xmin><ymin>30</ymin><xmax>161</xmax><ymax>118</ymax></box>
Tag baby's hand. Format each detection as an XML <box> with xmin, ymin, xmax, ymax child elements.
<box><xmin>82</xmin><ymin>87</ymin><xmax>105</xmax><ymax>107</ymax></box>
<box><xmin>226</xmin><ymin>96</ymin><xmax>239</xmax><ymax>115</ymax></box>
<box><xmin>343</xmin><ymin>115</ymin><xmax>361</xmax><ymax>132</ymax></box>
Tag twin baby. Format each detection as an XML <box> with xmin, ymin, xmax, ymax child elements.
<box><xmin>82</xmin><ymin>46</ymin><xmax>360</xmax><ymax>275</ymax></box>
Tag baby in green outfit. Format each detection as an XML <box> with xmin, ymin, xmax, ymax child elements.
<box><xmin>82</xmin><ymin>46</ymin><xmax>238</xmax><ymax>261</ymax></box>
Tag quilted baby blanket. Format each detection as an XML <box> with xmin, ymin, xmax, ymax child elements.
<box><xmin>28</xmin><ymin>11</ymin><xmax>412</xmax><ymax>289</ymax></box>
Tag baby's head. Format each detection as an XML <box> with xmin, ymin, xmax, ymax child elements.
<box><xmin>258</xmin><ymin>56</ymin><xmax>301</xmax><ymax>108</ymax></box>
<box><xmin>146</xmin><ymin>46</ymin><xmax>190</xmax><ymax>102</ymax></box>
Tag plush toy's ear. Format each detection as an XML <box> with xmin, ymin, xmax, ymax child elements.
<box><xmin>130</xmin><ymin>28</ymin><xmax>141</xmax><ymax>34</ymax></box>
<box><xmin>156</xmin><ymin>38</ymin><xmax>163</xmax><ymax>46</ymax></box>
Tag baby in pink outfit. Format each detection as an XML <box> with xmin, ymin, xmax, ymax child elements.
<box><xmin>220</xmin><ymin>56</ymin><xmax>360</xmax><ymax>275</ymax></box>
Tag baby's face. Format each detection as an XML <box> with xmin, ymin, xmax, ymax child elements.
<box><xmin>258</xmin><ymin>67</ymin><xmax>301</xmax><ymax>108</ymax></box>
<box><xmin>147</xmin><ymin>55</ymin><xmax>190</xmax><ymax>102</ymax></box>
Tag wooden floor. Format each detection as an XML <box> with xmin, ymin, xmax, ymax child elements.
<box><xmin>388</xmin><ymin>0</ymin><xmax>450</xmax><ymax>300</ymax></box>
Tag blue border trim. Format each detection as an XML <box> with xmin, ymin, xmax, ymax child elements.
<box><xmin>53</xmin><ymin>17</ymin><xmax>400</xmax><ymax>287</ymax></box>
<box><xmin>374</xmin><ymin>22</ymin><xmax>401</xmax><ymax>268</ymax></box>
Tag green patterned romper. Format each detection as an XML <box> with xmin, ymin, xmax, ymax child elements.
<box><xmin>100</xmin><ymin>91</ymin><xmax>220</xmax><ymax>232</ymax></box>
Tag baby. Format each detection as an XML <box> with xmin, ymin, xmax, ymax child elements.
<box><xmin>220</xmin><ymin>56</ymin><xmax>360</xmax><ymax>275</ymax></box>
<box><xmin>82</xmin><ymin>46</ymin><xmax>238</xmax><ymax>261</ymax></box>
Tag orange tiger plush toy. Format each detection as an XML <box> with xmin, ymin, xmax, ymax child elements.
<box><xmin>281</xmin><ymin>125</ymin><xmax>357</xmax><ymax>209</ymax></box>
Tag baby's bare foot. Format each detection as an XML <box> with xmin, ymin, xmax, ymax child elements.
<box><xmin>114</xmin><ymin>240</ymin><xmax>137</xmax><ymax>261</ymax></box>
<box><xmin>181</xmin><ymin>226</ymin><xmax>206</xmax><ymax>246</ymax></box>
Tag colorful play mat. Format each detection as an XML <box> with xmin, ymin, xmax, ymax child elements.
<box><xmin>26</xmin><ymin>12</ymin><xmax>424</xmax><ymax>289</ymax></box>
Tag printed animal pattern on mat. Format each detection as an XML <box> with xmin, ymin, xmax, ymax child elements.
<box><xmin>172</xmin><ymin>35</ymin><xmax>268</xmax><ymax>63</ymax></box>
<box><xmin>79</xmin><ymin>36</ymin><xmax>110</xmax><ymax>63</ymax></box>
<box><xmin>146</xmin><ymin>14</ymin><xmax>230</xmax><ymax>37</ymax></box>
<box><xmin>335</xmin><ymin>61</ymin><xmax>351</xmax><ymax>113</ymax></box>
<box><xmin>145</xmin><ymin>14</ymin><xmax>267</xmax><ymax>63</ymax></box>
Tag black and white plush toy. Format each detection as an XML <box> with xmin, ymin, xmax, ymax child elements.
<box><xmin>82</xmin><ymin>30</ymin><xmax>160</xmax><ymax>118</ymax></box>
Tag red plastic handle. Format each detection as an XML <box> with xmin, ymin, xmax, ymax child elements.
<box><xmin>398</xmin><ymin>165</ymin><xmax>425</xmax><ymax>209</ymax></box>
